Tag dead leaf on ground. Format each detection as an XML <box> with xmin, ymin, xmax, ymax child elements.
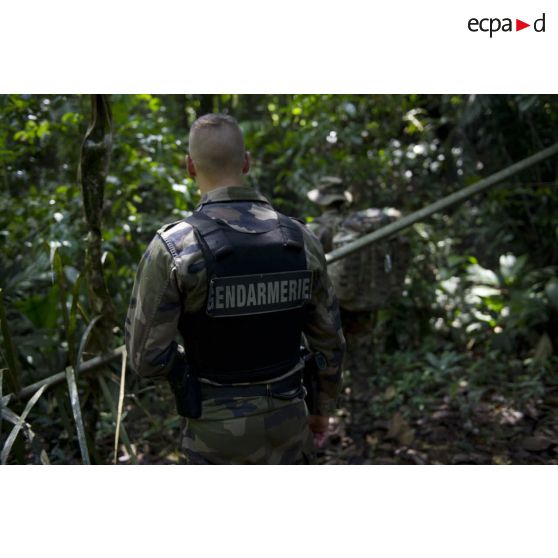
<box><xmin>386</xmin><ymin>412</ymin><xmax>415</xmax><ymax>446</ymax></box>
<box><xmin>499</xmin><ymin>407</ymin><xmax>524</xmax><ymax>426</ymax></box>
<box><xmin>520</xmin><ymin>436</ymin><xmax>555</xmax><ymax>452</ymax></box>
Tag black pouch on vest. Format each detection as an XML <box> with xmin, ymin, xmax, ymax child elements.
<box><xmin>168</xmin><ymin>357</ymin><xmax>202</xmax><ymax>419</ymax></box>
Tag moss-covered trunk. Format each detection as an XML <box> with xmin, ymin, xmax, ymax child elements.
<box><xmin>77</xmin><ymin>95</ymin><xmax>116</xmax><ymax>460</ymax></box>
<box><xmin>78</xmin><ymin>95</ymin><xmax>116</xmax><ymax>331</ymax></box>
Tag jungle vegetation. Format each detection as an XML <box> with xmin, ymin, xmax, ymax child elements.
<box><xmin>1</xmin><ymin>94</ymin><xmax>557</xmax><ymax>464</ymax></box>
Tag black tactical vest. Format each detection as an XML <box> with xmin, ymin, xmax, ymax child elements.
<box><xmin>177</xmin><ymin>207</ymin><xmax>312</xmax><ymax>384</ymax></box>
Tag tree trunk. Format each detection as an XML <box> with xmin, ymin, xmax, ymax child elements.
<box><xmin>77</xmin><ymin>94</ymin><xmax>116</xmax><ymax>461</ymax></box>
<box><xmin>78</xmin><ymin>94</ymin><xmax>116</xmax><ymax>334</ymax></box>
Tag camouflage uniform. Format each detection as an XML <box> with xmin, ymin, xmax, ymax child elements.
<box><xmin>307</xmin><ymin>209</ymin><xmax>345</xmax><ymax>254</ymax></box>
<box><xmin>125</xmin><ymin>186</ymin><xmax>345</xmax><ymax>464</ymax></box>
<box><xmin>307</xmin><ymin>179</ymin><xmax>410</xmax><ymax>398</ymax></box>
<box><xmin>307</xmin><ymin>177</ymin><xmax>351</xmax><ymax>254</ymax></box>
<box><xmin>307</xmin><ymin>178</ymin><xmax>371</xmax><ymax>395</ymax></box>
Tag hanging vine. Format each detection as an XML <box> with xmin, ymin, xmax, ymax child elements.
<box><xmin>78</xmin><ymin>94</ymin><xmax>116</xmax><ymax>336</ymax></box>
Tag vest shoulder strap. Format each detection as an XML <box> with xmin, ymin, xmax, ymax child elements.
<box><xmin>185</xmin><ymin>211</ymin><xmax>305</xmax><ymax>261</ymax></box>
<box><xmin>184</xmin><ymin>212</ymin><xmax>233</xmax><ymax>261</ymax></box>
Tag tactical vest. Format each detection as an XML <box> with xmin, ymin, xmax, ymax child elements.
<box><xmin>176</xmin><ymin>208</ymin><xmax>312</xmax><ymax>384</ymax></box>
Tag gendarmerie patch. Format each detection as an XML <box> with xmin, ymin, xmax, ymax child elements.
<box><xmin>206</xmin><ymin>270</ymin><xmax>313</xmax><ymax>317</ymax></box>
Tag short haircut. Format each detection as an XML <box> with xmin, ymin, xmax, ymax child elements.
<box><xmin>188</xmin><ymin>113</ymin><xmax>245</xmax><ymax>178</ymax></box>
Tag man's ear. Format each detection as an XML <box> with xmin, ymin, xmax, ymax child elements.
<box><xmin>242</xmin><ymin>152</ymin><xmax>251</xmax><ymax>175</ymax></box>
<box><xmin>187</xmin><ymin>154</ymin><xmax>196</xmax><ymax>177</ymax></box>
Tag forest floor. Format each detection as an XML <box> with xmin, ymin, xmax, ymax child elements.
<box><xmin>317</xmin><ymin>385</ymin><xmax>558</xmax><ymax>465</ymax></box>
<box><xmin>104</xmin><ymin>378</ymin><xmax>558</xmax><ymax>465</ymax></box>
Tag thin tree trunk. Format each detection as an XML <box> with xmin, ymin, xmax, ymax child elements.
<box><xmin>78</xmin><ymin>94</ymin><xmax>116</xmax><ymax>332</ymax></box>
<box><xmin>77</xmin><ymin>94</ymin><xmax>116</xmax><ymax>461</ymax></box>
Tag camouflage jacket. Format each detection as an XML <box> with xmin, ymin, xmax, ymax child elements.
<box><xmin>125</xmin><ymin>186</ymin><xmax>345</xmax><ymax>416</ymax></box>
<box><xmin>306</xmin><ymin>209</ymin><xmax>345</xmax><ymax>253</ymax></box>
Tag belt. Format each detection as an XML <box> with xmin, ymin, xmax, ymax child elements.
<box><xmin>200</xmin><ymin>371</ymin><xmax>304</xmax><ymax>400</ymax></box>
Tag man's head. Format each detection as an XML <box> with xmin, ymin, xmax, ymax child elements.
<box><xmin>187</xmin><ymin>113</ymin><xmax>250</xmax><ymax>190</ymax></box>
<box><xmin>307</xmin><ymin>176</ymin><xmax>352</xmax><ymax>210</ymax></box>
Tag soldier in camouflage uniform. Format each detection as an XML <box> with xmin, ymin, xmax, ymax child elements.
<box><xmin>307</xmin><ymin>178</ymin><xmax>410</xmax><ymax>400</ymax></box>
<box><xmin>125</xmin><ymin>114</ymin><xmax>345</xmax><ymax>464</ymax></box>
<box><xmin>306</xmin><ymin>177</ymin><xmax>352</xmax><ymax>253</ymax></box>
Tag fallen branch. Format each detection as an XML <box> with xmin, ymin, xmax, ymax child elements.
<box><xmin>5</xmin><ymin>345</ymin><xmax>126</xmax><ymax>403</ymax></box>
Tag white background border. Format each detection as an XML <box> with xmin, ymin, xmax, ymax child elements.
<box><xmin>2</xmin><ymin>466</ymin><xmax>557</xmax><ymax>557</ymax></box>
<box><xmin>1</xmin><ymin>1</ymin><xmax>556</xmax><ymax>556</ymax></box>
<box><xmin>0</xmin><ymin>0</ymin><xmax>556</xmax><ymax>92</ymax></box>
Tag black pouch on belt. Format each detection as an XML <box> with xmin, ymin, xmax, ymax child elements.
<box><xmin>301</xmin><ymin>348</ymin><xmax>327</xmax><ymax>415</ymax></box>
<box><xmin>167</xmin><ymin>356</ymin><xmax>202</xmax><ymax>419</ymax></box>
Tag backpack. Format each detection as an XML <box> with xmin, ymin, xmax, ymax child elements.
<box><xmin>328</xmin><ymin>208</ymin><xmax>410</xmax><ymax>311</ymax></box>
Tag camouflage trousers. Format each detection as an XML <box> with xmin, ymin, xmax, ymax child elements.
<box><xmin>180</xmin><ymin>389</ymin><xmax>316</xmax><ymax>465</ymax></box>
<box><xmin>341</xmin><ymin>308</ymin><xmax>376</xmax><ymax>398</ymax></box>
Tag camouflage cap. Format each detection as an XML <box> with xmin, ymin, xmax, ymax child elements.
<box><xmin>307</xmin><ymin>176</ymin><xmax>353</xmax><ymax>207</ymax></box>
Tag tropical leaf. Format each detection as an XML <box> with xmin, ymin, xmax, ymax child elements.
<box><xmin>65</xmin><ymin>365</ymin><xmax>91</xmax><ymax>465</ymax></box>
<box><xmin>1</xmin><ymin>405</ymin><xmax>50</xmax><ymax>464</ymax></box>
<box><xmin>76</xmin><ymin>315</ymin><xmax>102</xmax><ymax>372</ymax></box>
<box><xmin>499</xmin><ymin>253</ymin><xmax>528</xmax><ymax>285</ymax></box>
<box><xmin>1</xmin><ymin>384</ymin><xmax>47</xmax><ymax>464</ymax></box>
<box><xmin>469</xmin><ymin>285</ymin><xmax>501</xmax><ymax>298</ymax></box>
<box><xmin>466</xmin><ymin>264</ymin><xmax>499</xmax><ymax>287</ymax></box>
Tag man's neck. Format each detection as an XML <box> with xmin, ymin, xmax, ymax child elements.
<box><xmin>197</xmin><ymin>177</ymin><xmax>245</xmax><ymax>196</ymax></box>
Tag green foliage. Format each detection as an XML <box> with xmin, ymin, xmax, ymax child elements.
<box><xmin>1</xmin><ymin>93</ymin><xmax>557</xmax><ymax>463</ymax></box>
<box><xmin>0</xmin><ymin>289</ymin><xmax>21</xmax><ymax>392</ymax></box>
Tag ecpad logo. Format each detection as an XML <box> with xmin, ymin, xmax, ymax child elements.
<box><xmin>468</xmin><ymin>13</ymin><xmax>546</xmax><ymax>37</ymax></box>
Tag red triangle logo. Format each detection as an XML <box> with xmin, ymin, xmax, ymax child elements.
<box><xmin>516</xmin><ymin>19</ymin><xmax>530</xmax><ymax>31</ymax></box>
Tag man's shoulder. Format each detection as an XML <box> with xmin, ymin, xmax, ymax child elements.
<box><xmin>157</xmin><ymin>217</ymin><xmax>193</xmax><ymax>238</ymax></box>
<box><xmin>155</xmin><ymin>217</ymin><xmax>200</xmax><ymax>261</ymax></box>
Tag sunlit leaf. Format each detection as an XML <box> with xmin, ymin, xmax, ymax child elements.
<box><xmin>470</xmin><ymin>285</ymin><xmax>501</xmax><ymax>298</ymax></box>
<box><xmin>467</xmin><ymin>264</ymin><xmax>499</xmax><ymax>287</ymax></box>
<box><xmin>65</xmin><ymin>365</ymin><xmax>90</xmax><ymax>465</ymax></box>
